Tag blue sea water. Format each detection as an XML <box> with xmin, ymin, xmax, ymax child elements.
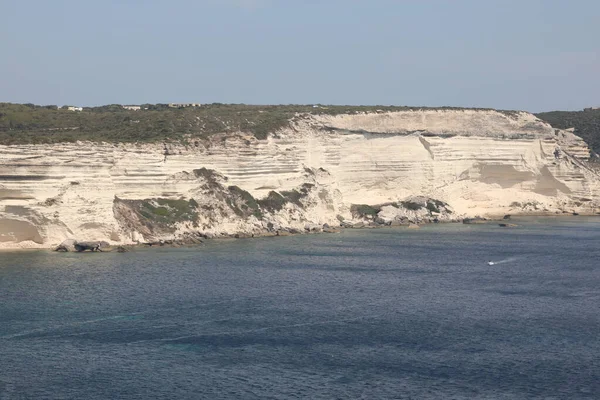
<box><xmin>0</xmin><ymin>217</ymin><xmax>599</xmax><ymax>399</ymax></box>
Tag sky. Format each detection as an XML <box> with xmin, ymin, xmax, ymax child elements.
<box><xmin>1</xmin><ymin>0</ymin><xmax>599</xmax><ymax>112</ymax></box>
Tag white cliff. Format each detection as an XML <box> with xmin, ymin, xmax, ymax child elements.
<box><xmin>1</xmin><ymin>109</ymin><xmax>599</xmax><ymax>249</ymax></box>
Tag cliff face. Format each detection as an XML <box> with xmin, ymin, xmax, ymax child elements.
<box><xmin>1</xmin><ymin>109</ymin><xmax>599</xmax><ymax>248</ymax></box>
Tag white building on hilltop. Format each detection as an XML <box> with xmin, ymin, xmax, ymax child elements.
<box><xmin>123</xmin><ymin>105</ymin><xmax>141</xmax><ymax>111</ymax></box>
<box><xmin>168</xmin><ymin>103</ymin><xmax>201</xmax><ymax>108</ymax></box>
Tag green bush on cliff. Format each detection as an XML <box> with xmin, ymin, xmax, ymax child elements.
<box><xmin>426</xmin><ymin>199</ymin><xmax>447</xmax><ymax>214</ymax></box>
<box><xmin>257</xmin><ymin>191</ymin><xmax>287</xmax><ymax>212</ymax></box>
<box><xmin>400</xmin><ymin>201</ymin><xmax>423</xmax><ymax>211</ymax></box>
<box><xmin>426</xmin><ymin>202</ymin><xmax>440</xmax><ymax>214</ymax></box>
<box><xmin>257</xmin><ymin>188</ymin><xmax>311</xmax><ymax>212</ymax></box>
<box><xmin>280</xmin><ymin>189</ymin><xmax>305</xmax><ymax>206</ymax></box>
<box><xmin>351</xmin><ymin>204</ymin><xmax>380</xmax><ymax>218</ymax></box>
<box><xmin>121</xmin><ymin>197</ymin><xmax>199</xmax><ymax>233</ymax></box>
<box><xmin>152</xmin><ymin>207</ymin><xmax>170</xmax><ymax>217</ymax></box>
<box><xmin>227</xmin><ymin>186</ymin><xmax>262</xmax><ymax>219</ymax></box>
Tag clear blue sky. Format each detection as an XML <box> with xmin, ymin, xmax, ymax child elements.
<box><xmin>1</xmin><ymin>0</ymin><xmax>598</xmax><ymax>112</ymax></box>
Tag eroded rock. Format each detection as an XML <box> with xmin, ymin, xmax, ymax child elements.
<box><xmin>2</xmin><ymin>109</ymin><xmax>600</xmax><ymax>249</ymax></box>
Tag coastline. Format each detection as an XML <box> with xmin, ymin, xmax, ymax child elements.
<box><xmin>1</xmin><ymin>212</ymin><xmax>599</xmax><ymax>253</ymax></box>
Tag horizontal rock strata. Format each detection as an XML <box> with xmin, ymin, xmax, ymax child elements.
<box><xmin>1</xmin><ymin>109</ymin><xmax>599</xmax><ymax>248</ymax></box>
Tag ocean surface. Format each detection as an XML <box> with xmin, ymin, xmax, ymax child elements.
<box><xmin>1</xmin><ymin>217</ymin><xmax>599</xmax><ymax>399</ymax></box>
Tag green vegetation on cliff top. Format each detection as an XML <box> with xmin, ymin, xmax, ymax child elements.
<box><xmin>535</xmin><ymin>109</ymin><xmax>600</xmax><ymax>156</ymax></box>
<box><xmin>3</xmin><ymin>102</ymin><xmax>598</xmax><ymax>154</ymax></box>
<box><xmin>0</xmin><ymin>102</ymin><xmax>519</xmax><ymax>145</ymax></box>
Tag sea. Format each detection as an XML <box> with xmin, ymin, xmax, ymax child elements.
<box><xmin>0</xmin><ymin>217</ymin><xmax>599</xmax><ymax>399</ymax></box>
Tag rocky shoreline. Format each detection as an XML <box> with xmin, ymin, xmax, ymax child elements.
<box><xmin>2</xmin><ymin>109</ymin><xmax>600</xmax><ymax>250</ymax></box>
<box><xmin>15</xmin><ymin>210</ymin><xmax>588</xmax><ymax>254</ymax></box>
<box><xmin>1</xmin><ymin>212</ymin><xmax>599</xmax><ymax>253</ymax></box>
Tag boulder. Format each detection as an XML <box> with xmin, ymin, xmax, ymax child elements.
<box><xmin>304</xmin><ymin>224</ymin><xmax>323</xmax><ymax>233</ymax></box>
<box><xmin>374</xmin><ymin>217</ymin><xmax>388</xmax><ymax>225</ymax></box>
<box><xmin>55</xmin><ymin>239</ymin><xmax>109</xmax><ymax>252</ymax></box>
<box><xmin>54</xmin><ymin>238</ymin><xmax>77</xmax><ymax>252</ymax></box>
<box><xmin>181</xmin><ymin>233</ymin><xmax>204</xmax><ymax>244</ymax></box>
<box><xmin>74</xmin><ymin>241</ymin><xmax>104</xmax><ymax>252</ymax></box>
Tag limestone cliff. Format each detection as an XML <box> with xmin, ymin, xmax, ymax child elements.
<box><xmin>1</xmin><ymin>109</ymin><xmax>599</xmax><ymax>249</ymax></box>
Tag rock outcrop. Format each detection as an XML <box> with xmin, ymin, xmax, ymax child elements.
<box><xmin>54</xmin><ymin>239</ymin><xmax>108</xmax><ymax>252</ymax></box>
<box><xmin>1</xmin><ymin>109</ymin><xmax>599</xmax><ymax>249</ymax></box>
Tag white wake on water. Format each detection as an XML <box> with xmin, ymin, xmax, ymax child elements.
<box><xmin>488</xmin><ymin>257</ymin><xmax>519</xmax><ymax>265</ymax></box>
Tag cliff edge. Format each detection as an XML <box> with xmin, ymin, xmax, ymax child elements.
<box><xmin>1</xmin><ymin>108</ymin><xmax>599</xmax><ymax>249</ymax></box>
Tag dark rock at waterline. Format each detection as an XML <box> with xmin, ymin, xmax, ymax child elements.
<box><xmin>303</xmin><ymin>224</ymin><xmax>322</xmax><ymax>233</ymax></box>
<box><xmin>74</xmin><ymin>241</ymin><xmax>106</xmax><ymax>252</ymax></box>
<box><xmin>503</xmin><ymin>214</ymin><xmax>511</xmax><ymax>220</ymax></box>
<box><xmin>54</xmin><ymin>239</ymin><xmax>108</xmax><ymax>252</ymax></box>
<box><xmin>54</xmin><ymin>239</ymin><xmax>77</xmax><ymax>252</ymax></box>
<box><xmin>463</xmin><ymin>217</ymin><xmax>487</xmax><ymax>224</ymax></box>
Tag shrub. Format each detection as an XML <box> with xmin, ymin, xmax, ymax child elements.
<box><xmin>401</xmin><ymin>201</ymin><xmax>423</xmax><ymax>211</ymax></box>
<box><xmin>228</xmin><ymin>186</ymin><xmax>262</xmax><ymax>218</ymax></box>
<box><xmin>351</xmin><ymin>204</ymin><xmax>380</xmax><ymax>218</ymax></box>
<box><xmin>280</xmin><ymin>189</ymin><xmax>304</xmax><ymax>206</ymax></box>
<box><xmin>257</xmin><ymin>191</ymin><xmax>287</xmax><ymax>212</ymax></box>
<box><xmin>426</xmin><ymin>202</ymin><xmax>440</xmax><ymax>214</ymax></box>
